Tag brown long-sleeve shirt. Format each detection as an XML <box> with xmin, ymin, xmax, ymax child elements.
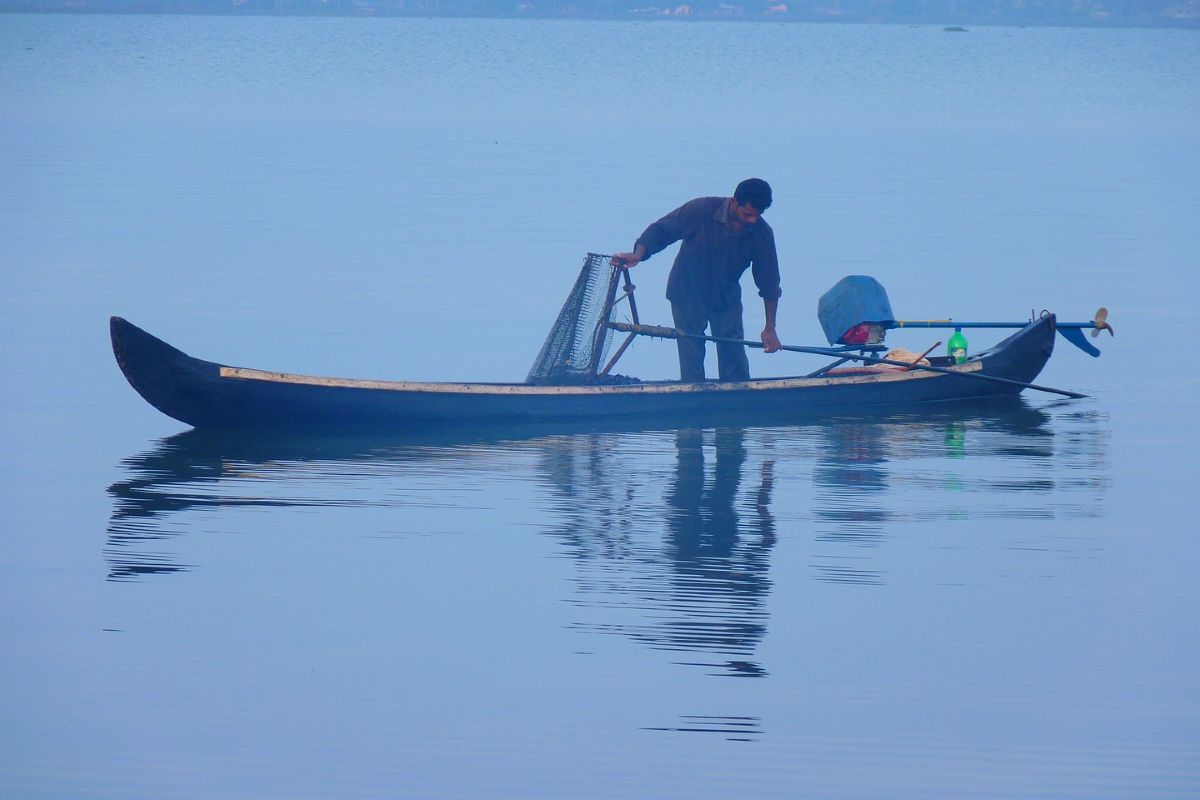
<box><xmin>635</xmin><ymin>196</ymin><xmax>782</xmax><ymax>310</ymax></box>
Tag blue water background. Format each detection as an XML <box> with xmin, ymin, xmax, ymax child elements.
<box><xmin>1</xmin><ymin>14</ymin><xmax>1198</xmax><ymax>798</ymax></box>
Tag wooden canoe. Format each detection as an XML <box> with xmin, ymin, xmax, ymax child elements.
<box><xmin>110</xmin><ymin>314</ymin><xmax>1057</xmax><ymax>430</ymax></box>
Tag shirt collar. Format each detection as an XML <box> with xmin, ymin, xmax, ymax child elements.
<box><xmin>717</xmin><ymin>197</ymin><xmax>754</xmax><ymax>232</ymax></box>
<box><xmin>715</xmin><ymin>197</ymin><xmax>734</xmax><ymax>224</ymax></box>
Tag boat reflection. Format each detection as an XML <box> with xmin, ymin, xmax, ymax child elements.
<box><xmin>107</xmin><ymin>399</ymin><xmax>1110</xmax><ymax>681</ymax></box>
<box><xmin>807</xmin><ymin>403</ymin><xmax>1109</xmax><ymax>585</ymax></box>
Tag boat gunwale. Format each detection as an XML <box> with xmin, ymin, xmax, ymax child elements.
<box><xmin>218</xmin><ymin>362</ymin><xmax>984</xmax><ymax>395</ymax></box>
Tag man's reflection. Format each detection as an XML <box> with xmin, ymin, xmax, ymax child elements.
<box><xmin>542</xmin><ymin>427</ymin><xmax>776</xmax><ymax>678</ymax></box>
<box><xmin>662</xmin><ymin>428</ymin><xmax>775</xmax><ymax>676</ymax></box>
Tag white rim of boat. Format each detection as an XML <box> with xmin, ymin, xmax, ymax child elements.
<box><xmin>219</xmin><ymin>362</ymin><xmax>984</xmax><ymax>395</ymax></box>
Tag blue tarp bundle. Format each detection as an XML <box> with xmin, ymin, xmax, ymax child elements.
<box><xmin>817</xmin><ymin>276</ymin><xmax>895</xmax><ymax>345</ymax></box>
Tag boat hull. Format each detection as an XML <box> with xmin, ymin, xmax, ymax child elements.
<box><xmin>110</xmin><ymin>315</ymin><xmax>1057</xmax><ymax>430</ymax></box>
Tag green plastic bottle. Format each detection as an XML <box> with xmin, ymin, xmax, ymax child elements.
<box><xmin>947</xmin><ymin>327</ymin><xmax>969</xmax><ymax>364</ymax></box>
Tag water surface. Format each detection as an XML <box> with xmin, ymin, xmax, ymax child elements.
<box><xmin>1</xmin><ymin>14</ymin><xmax>1197</xmax><ymax>799</ymax></box>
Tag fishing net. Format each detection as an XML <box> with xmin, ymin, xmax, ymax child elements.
<box><xmin>526</xmin><ymin>253</ymin><xmax>626</xmax><ymax>385</ymax></box>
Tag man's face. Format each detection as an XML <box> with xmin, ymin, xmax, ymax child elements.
<box><xmin>733</xmin><ymin>201</ymin><xmax>761</xmax><ymax>226</ymax></box>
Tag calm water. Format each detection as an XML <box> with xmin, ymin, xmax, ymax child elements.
<box><xmin>2</xmin><ymin>14</ymin><xmax>1198</xmax><ymax>798</ymax></box>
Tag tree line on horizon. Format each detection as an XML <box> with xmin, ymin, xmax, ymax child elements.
<box><xmin>3</xmin><ymin>0</ymin><xmax>1198</xmax><ymax>26</ymax></box>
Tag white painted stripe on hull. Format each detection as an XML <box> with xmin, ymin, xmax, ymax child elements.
<box><xmin>219</xmin><ymin>362</ymin><xmax>982</xmax><ymax>395</ymax></box>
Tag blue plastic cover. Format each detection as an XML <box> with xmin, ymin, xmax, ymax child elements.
<box><xmin>817</xmin><ymin>276</ymin><xmax>895</xmax><ymax>345</ymax></box>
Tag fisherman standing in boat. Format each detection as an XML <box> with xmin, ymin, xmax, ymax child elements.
<box><xmin>611</xmin><ymin>178</ymin><xmax>783</xmax><ymax>383</ymax></box>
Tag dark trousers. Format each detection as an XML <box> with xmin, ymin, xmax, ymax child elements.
<box><xmin>671</xmin><ymin>298</ymin><xmax>751</xmax><ymax>383</ymax></box>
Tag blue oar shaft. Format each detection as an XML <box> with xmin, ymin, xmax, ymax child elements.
<box><xmin>891</xmin><ymin>320</ymin><xmax>1097</xmax><ymax>330</ymax></box>
<box><xmin>608</xmin><ymin>322</ymin><xmax>1087</xmax><ymax>399</ymax></box>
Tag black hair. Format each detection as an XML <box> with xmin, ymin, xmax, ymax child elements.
<box><xmin>734</xmin><ymin>178</ymin><xmax>772</xmax><ymax>212</ymax></box>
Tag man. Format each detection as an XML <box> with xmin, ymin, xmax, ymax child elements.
<box><xmin>611</xmin><ymin>178</ymin><xmax>782</xmax><ymax>383</ymax></box>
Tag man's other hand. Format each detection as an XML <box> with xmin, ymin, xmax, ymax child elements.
<box><xmin>611</xmin><ymin>252</ymin><xmax>641</xmax><ymax>268</ymax></box>
<box><xmin>761</xmin><ymin>327</ymin><xmax>782</xmax><ymax>353</ymax></box>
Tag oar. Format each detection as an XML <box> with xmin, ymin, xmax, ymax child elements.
<box><xmin>608</xmin><ymin>322</ymin><xmax>1088</xmax><ymax>399</ymax></box>
<box><xmin>900</xmin><ymin>341</ymin><xmax>942</xmax><ymax>372</ymax></box>
<box><xmin>889</xmin><ymin>308</ymin><xmax>1114</xmax><ymax>358</ymax></box>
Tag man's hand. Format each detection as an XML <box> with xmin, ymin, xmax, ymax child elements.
<box><xmin>610</xmin><ymin>252</ymin><xmax>641</xmax><ymax>269</ymax></box>
<box><xmin>761</xmin><ymin>327</ymin><xmax>782</xmax><ymax>354</ymax></box>
<box><xmin>612</xmin><ymin>244</ymin><xmax>645</xmax><ymax>269</ymax></box>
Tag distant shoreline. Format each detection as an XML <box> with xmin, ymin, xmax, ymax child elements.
<box><xmin>3</xmin><ymin>1</ymin><xmax>1198</xmax><ymax>30</ymax></box>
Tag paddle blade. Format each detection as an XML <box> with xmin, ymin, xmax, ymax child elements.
<box><xmin>1090</xmin><ymin>307</ymin><xmax>1114</xmax><ymax>338</ymax></box>
<box><xmin>1059</xmin><ymin>326</ymin><xmax>1102</xmax><ymax>357</ymax></box>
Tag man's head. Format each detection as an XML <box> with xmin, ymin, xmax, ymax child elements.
<box><xmin>729</xmin><ymin>177</ymin><xmax>777</xmax><ymax>221</ymax></box>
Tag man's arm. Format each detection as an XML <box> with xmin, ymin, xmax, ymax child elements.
<box><xmin>761</xmin><ymin>297</ymin><xmax>781</xmax><ymax>353</ymax></box>
<box><xmin>611</xmin><ymin>198</ymin><xmax>706</xmax><ymax>268</ymax></box>
<box><xmin>752</xmin><ymin>223</ymin><xmax>782</xmax><ymax>353</ymax></box>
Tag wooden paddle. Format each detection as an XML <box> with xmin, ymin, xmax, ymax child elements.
<box><xmin>608</xmin><ymin>322</ymin><xmax>1088</xmax><ymax>400</ymax></box>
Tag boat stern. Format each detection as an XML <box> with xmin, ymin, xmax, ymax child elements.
<box><xmin>111</xmin><ymin>317</ymin><xmax>223</xmax><ymax>427</ymax></box>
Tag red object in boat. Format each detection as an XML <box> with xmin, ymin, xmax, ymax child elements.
<box><xmin>840</xmin><ymin>323</ymin><xmax>872</xmax><ymax>345</ymax></box>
